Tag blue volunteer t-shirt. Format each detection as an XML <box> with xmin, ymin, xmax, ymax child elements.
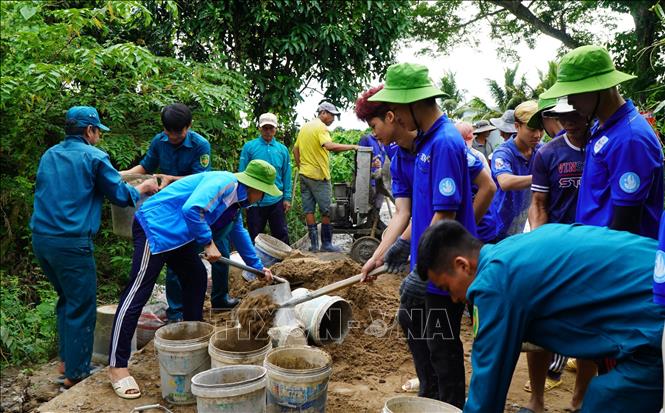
<box><xmin>490</xmin><ymin>138</ymin><xmax>542</xmax><ymax>240</ymax></box>
<box><xmin>576</xmin><ymin>100</ymin><xmax>663</xmax><ymax>239</ymax></box>
<box><xmin>390</xmin><ymin>147</ymin><xmax>416</xmax><ymax>199</ymax></box>
<box><xmin>359</xmin><ymin>134</ymin><xmax>386</xmax><ymax>187</ymax></box>
<box><xmin>531</xmin><ymin>134</ymin><xmax>584</xmax><ymax>224</ymax></box>
<box><xmin>140</xmin><ymin>130</ymin><xmax>212</xmax><ymax>176</ymax></box>
<box><xmin>385</xmin><ymin>142</ymin><xmax>399</xmax><ymax>161</ymax></box>
<box><xmin>655</xmin><ymin>211</ymin><xmax>665</xmax><ymax>306</ymax></box>
<box><xmin>410</xmin><ymin>116</ymin><xmax>476</xmax><ymax>296</ymax></box>
<box><xmin>467</xmin><ymin>148</ymin><xmax>498</xmax><ymax>243</ymax></box>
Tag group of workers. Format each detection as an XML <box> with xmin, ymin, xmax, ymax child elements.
<box><xmin>30</xmin><ymin>42</ymin><xmax>663</xmax><ymax>411</ymax></box>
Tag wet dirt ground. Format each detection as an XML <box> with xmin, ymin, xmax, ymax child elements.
<box><xmin>5</xmin><ymin>251</ymin><xmax>579</xmax><ymax>413</ymax></box>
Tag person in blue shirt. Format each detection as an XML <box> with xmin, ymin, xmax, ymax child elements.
<box><xmin>31</xmin><ymin>106</ymin><xmax>158</xmax><ymax>389</ymax></box>
<box><xmin>368</xmin><ymin>63</ymin><xmax>495</xmax><ymax>408</ymax></box>
<box><xmin>417</xmin><ymin>220</ymin><xmax>664</xmax><ymax>413</ymax></box>
<box><xmin>239</xmin><ymin>112</ymin><xmax>292</xmax><ymax>244</ymax></box>
<box><xmin>656</xmin><ymin>211</ymin><xmax>665</xmax><ymax>412</ymax></box>
<box><xmin>107</xmin><ymin>161</ymin><xmax>278</xmax><ymax>399</ymax></box>
<box><xmin>490</xmin><ymin>100</ymin><xmax>543</xmax><ymax>241</ymax></box>
<box><xmin>525</xmin><ymin>98</ymin><xmax>596</xmax><ymax>413</ymax></box>
<box><xmin>541</xmin><ymin>45</ymin><xmax>664</xmax><ymax>239</ymax></box>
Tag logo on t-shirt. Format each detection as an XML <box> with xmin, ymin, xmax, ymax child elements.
<box><xmin>473</xmin><ymin>305</ymin><xmax>479</xmax><ymax>338</ymax></box>
<box><xmin>619</xmin><ymin>172</ymin><xmax>640</xmax><ymax>194</ymax></box>
<box><xmin>200</xmin><ymin>154</ymin><xmax>210</xmax><ymax>168</ymax></box>
<box><xmin>594</xmin><ymin>136</ymin><xmax>609</xmax><ymax>154</ymax></box>
<box><xmin>467</xmin><ymin>152</ymin><xmax>476</xmax><ymax>167</ymax></box>
<box><xmin>439</xmin><ymin>178</ymin><xmax>456</xmax><ymax>196</ymax></box>
<box><xmin>494</xmin><ymin>157</ymin><xmax>505</xmax><ymax>169</ymax></box>
<box><xmin>654</xmin><ymin>250</ymin><xmax>665</xmax><ymax>284</ymax></box>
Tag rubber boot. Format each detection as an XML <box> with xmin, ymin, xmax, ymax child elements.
<box><xmin>319</xmin><ymin>223</ymin><xmax>341</xmax><ymax>252</ymax></box>
<box><xmin>211</xmin><ymin>259</ymin><xmax>239</xmax><ymax>311</ymax></box>
<box><xmin>308</xmin><ymin>224</ymin><xmax>319</xmax><ymax>252</ymax></box>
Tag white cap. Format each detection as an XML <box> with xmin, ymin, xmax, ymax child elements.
<box><xmin>258</xmin><ymin>112</ymin><xmax>278</xmax><ymax>128</ymax></box>
<box><xmin>317</xmin><ymin>101</ymin><xmax>341</xmax><ymax>116</ymax></box>
<box><xmin>543</xmin><ymin>97</ymin><xmax>576</xmax><ymax>117</ymax></box>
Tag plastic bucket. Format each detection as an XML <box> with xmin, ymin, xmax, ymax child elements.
<box><xmin>191</xmin><ymin>365</ymin><xmax>267</xmax><ymax>413</ymax></box>
<box><xmin>92</xmin><ymin>304</ymin><xmax>136</xmax><ymax>364</ymax></box>
<box><xmin>255</xmin><ymin>233</ymin><xmax>292</xmax><ymax>268</ymax></box>
<box><xmin>110</xmin><ymin>174</ymin><xmax>155</xmax><ymax>239</ymax></box>
<box><xmin>382</xmin><ymin>396</ymin><xmax>462</xmax><ymax>413</ymax></box>
<box><xmin>209</xmin><ymin>327</ymin><xmax>272</xmax><ymax>368</ymax></box>
<box><xmin>264</xmin><ymin>346</ymin><xmax>332</xmax><ymax>413</ymax></box>
<box><xmin>292</xmin><ymin>288</ymin><xmax>353</xmax><ymax>345</ymax></box>
<box><xmin>154</xmin><ymin>321</ymin><xmax>214</xmax><ymax>404</ymax></box>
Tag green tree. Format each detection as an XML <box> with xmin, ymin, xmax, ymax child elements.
<box><xmin>439</xmin><ymin>71</ymin><xmax>468</xmax><ymax>118</ymax></box>
<box><xmin>106</xmin><ymin>0</ymin><xmax>411</xmax><ymax>125</ymax></box>
<box><xmin>411</xmin><ymin>0</ymin><xmax>664</xmax><ymax>106</ymax></box>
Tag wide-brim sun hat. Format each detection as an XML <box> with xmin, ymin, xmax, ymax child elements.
<box><xmin>541</xmin><ymin>45</ymin><xmax>636</xmax><ymax>99</ymax></box>
<box><xmin>235</xmin><ymin>159</ymin><xmax>282</xmax><ymax>197</ymax></box>
<box><xmin>527</xmin><ymin>97</ymin><xmax>557</xmax><ymax>129</ymax></box>
<box><xmin>490</xmin><ymin>110</ymin><xmax>517</xmax><ymax>134</ymax></box>
<box><xmin>543</xmin><ymin>97</ymin><xmax>576</xmax><ymax>117</ymax></box>
<box><xmin>473</xmin><ymin>120</ymin><xmax>496</xmax><ymax>134</ymax></box>
<box><xmin>368</xmin><ymin>63</ymin><xmax>447</xmax><ymax>104</ymax></box>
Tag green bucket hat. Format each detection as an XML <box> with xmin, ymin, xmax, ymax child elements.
<box><xmin>541</xmin><ymin>45</ymin><xmax>636</xmax><ymax>99</ymax></box>
<box><xmin>235</xmin><ymin>160</ymin><xmax>282</xmax><ymax>197</ymax></box>
<box><xmin>527</xmin><ymin>97</ymin><xmax>558</xmax><ymax>129</ymax></box>
<box><xmin>367</xmin><ymin>63</ymin><xmax>447</xmax><ymax>104</ymax></box>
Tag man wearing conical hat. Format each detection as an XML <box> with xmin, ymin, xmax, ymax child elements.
<box><xmin>541</xmin><ymin>45</ymin><xmax>663</xmax><ymax>239</ymax></box>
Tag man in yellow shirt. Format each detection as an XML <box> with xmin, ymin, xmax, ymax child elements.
<box><xmin>294</xmin><ymin>102</ymin><xmax>359</xmax><ymax>251</ymax></box>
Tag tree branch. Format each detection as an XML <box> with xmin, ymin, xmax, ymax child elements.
<box><xmin>486</xmin><ymin>0</ymin><xmax>581</xmax><ymax>48</ymax></box>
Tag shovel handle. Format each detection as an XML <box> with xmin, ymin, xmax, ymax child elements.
<box><xmin>281</xmin><ymin>264</ymin><xmax>387</xmax><ymax>307</ymax></box>
<box><xmin>212</xmin><ymin>255</ymin><xmax>288</xmax><ymax>284</ymax></box>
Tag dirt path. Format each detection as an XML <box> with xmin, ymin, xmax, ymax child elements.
<box><xmin>8</xmin><ymin>253</ymin><xmax>579</xmax><ymax>412</ymax></box>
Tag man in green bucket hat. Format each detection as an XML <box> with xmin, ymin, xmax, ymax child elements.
<box><xmin>108</xmin><ymin>160</ymin><xmax>277</xmax><ymax>399</ymax></box>
<box><xmin>370</xmin><ymin>63</ymin><xmax>494</xmax><ymax>408</ymax></box>
<box><xmin>541</xmin><ymin>45</ymin><xmax>663</xmax><ymax>239</ymax></box>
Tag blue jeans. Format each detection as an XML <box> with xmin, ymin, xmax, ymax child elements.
<box><xmin>165</xmin><ymin>225</ymin><xmax>231</xmax><ymax>320</ymax></box>
<box><xmin>32</xmin><ymin>234</ymin><xmax>97</xmax><ymax>380</ymax></box>
<box><xmin>300</xmin><ymin>175</ymin><xmax>331</xmax><ymax>216</ymax></box>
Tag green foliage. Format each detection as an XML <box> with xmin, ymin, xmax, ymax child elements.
<box><xmin>330</xmin><ymin>129</ymin><xmax>366</xmax><ymax>184</ymax></box>
<box><xmin>0</xmin><ymin>271</ymin><xmax>58</xmax><ymax>366</ymax></box>
<box><xmin>410</xmin><ymin>1</ymin><xmax>664</xmax><ymax>108</ymax></box>
<box><xmin>106</xmin><ymin>0</ymin><xmax>411</xmax><ymax>121</ymax></box>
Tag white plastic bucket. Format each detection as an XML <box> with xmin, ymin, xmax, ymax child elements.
<box><xmin>254</xmin><ymin>233</ymin><xmax>292</xmax><ymax>270</ymax></box>
<box><xmin>382</xmin><ymin>396</ymin><xmax>462</xmax><ymax>413</ymax></box>
<box><xmin>209</xmin><ymin>327</ymin><xmax>272</xmax><ymax>368</ymax></box>
<box><xmin>92</xmin><ymin>304</ymin><xmax>136</xmax><ymax>364</ymax></box>
<box><xmin>292</xmin><ymin>288</ymin><xmax>353</xmax><ymax>345</ymax></box>
<box><xmin>154</xmin><ymin>321</ymin><xmax>214</xmax><ymax>404</ymax></box>
<box><xmin>191</xmin><ymin>365</ymin><xmax>267</xmax><ymax>413</ymax></box>
<box><xmin>264</xmin><ymin>346</ymin><xmax>332</xmax><ymax>413</ymax></box>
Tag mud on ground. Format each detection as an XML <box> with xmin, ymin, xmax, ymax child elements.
<box><xmin>7</xmin><ymin>252</ymin><xmax>579</xmax><ymax>413</ymax></box>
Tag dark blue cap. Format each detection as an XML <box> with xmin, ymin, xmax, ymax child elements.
<box><xmin>65</xmin><ymin>106</ymin><xmax>110</xmax><ymax>132</ymax></box>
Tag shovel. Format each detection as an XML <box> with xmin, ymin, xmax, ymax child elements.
<box><xmin>279</xmin><ymin>264</ymin><xmax>387</xmax><ymax>308</ymax></box>
<box><xmin>204</xmin><ymin>254</ymin><xmax>288</xmax><ymax>284</ymax></box>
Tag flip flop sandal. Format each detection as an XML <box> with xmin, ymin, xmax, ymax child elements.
<box><xmin>523</xmin><ymin>379</ymin><xmax>532</xmax><ymax>393</ymax></box>
<box><xmin>516</xmin><ymin>408</ymin><xmax>536</xmax><ymax>413</ymax></box>
<box><xmin>112</xmin><ymin>376</ymin><xmax>142</xmax><ymax>400</ymax></box>
<box><xmin>54</xmin><ymin>374</ymin><xmax>66</xmax><ymax>385</ymax></box>
<box><xmin>58</xmin><ymin>377</ymin><xmax>84</xmax><ymax>392</ymax></box>
<box><xmin>544</xmin><ymin>377</ymin><xmax>563</xmax><ymax>392</ymax></box>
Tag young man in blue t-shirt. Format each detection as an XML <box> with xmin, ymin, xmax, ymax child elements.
<box><xmin>541</xmin><ymin>45</ymin><xmax>663</xmax><ymax>239</ymax></box>
<box><xmin>655</xmin><ymin>211</ymin><xmax>665</xmax><ymax>412</ymax></box>
<box><xmin>417</xmin><ymin>220</ymin><xmax>664</xmax><ymax>413</ymax></box>
<box><xmin>489</xmin><ymin>100</ymin><xmax>543</xmax><ymax>241</ymax></box>
<box><xmin>525</xmin><ymin>98</ymin><xmax>597</xmax><ymax>413</ymax></box>
<box><xmin>369</xmin><ymin>63</ymin><xmax>494</xmax><ymax>408</ymax></box>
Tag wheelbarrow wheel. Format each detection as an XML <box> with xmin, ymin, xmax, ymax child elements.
<box><xmin>350</xmin><ymin>236</ymin><xmax>380</xmax><ymax>265</ymax></box>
